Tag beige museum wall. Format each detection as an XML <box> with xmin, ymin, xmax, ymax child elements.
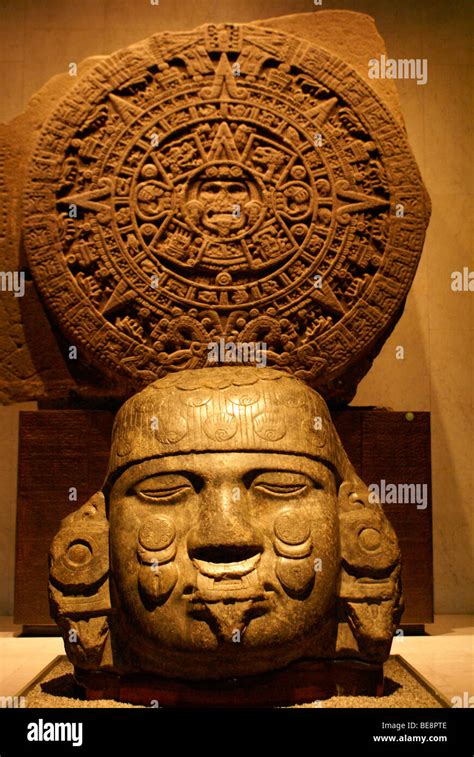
<box><xmin>0</xmin><ymin>0</ymin><xmax>472</xmax><ymax>615</ymax></box>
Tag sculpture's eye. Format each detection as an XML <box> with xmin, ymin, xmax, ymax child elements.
<box><xmin>132</xmin><ymin>474</ymin><xmax>197</xmax><ymax>503</ymax></box>
<box><xmin>228</xmin><ymin>182</ymin><xmax>246</xmax><ymax>195</ymax></box>
<box><xmin>250</xmin><ymin>471</ymin><xmax>317</xmax><ymax>497</ymax></box>
<box><xmin>201</xmin><ymin>182</ymin><xmax>221</xmax><ymax>195</ymax></box>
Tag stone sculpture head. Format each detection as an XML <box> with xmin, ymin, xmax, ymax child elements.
<box><xmin>49</xmin><ymin>366</ymin><xmax>402</xmax><ymax>681</ymax></box>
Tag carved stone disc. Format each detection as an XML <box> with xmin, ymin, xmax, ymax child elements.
<box><xmin>23</xmin><ymin>23</ymin><xmax>430</xmax><ymax>401</ymax></box>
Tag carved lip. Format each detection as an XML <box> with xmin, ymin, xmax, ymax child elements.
<box><xmin>207</xmin><ymin>210</ymin><xmax>235</xmax><ymax>218</ymax></box>
<box><xmin>190</xmin><ymin>592</ymin><xmax>272</xmax><ymax>605</ymax></box>
<box><xmin>185</xmin><ymin>555</ymin><xmax>275</xmax><ymax>604</ymax></box>
<box><xmin>188</xmin><ymin>584</ymin><xmax>273</xmax><ymax>605</ymax></box>
<box><xmin>192</xmin><ymin>553</ymin><xmax>261</xmax><ymax>579</ymax></box>
<box><xmin>204</xmin><ymin>212</ymin><xmax>245</xmax><ymax>230</ymax></box>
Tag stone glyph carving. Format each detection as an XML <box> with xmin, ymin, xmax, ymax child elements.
<box><xmin>21</xmin><ymin>21</ymin><xmax>430</xmax><ymax>404</ymax></box>
<box><xmin>49</xmin><ymin>366</ymin><xmax>402</xmax><ymax>691</ymax></box>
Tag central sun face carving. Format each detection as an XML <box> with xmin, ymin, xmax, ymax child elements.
<box><xmin>182</xmin><ymin>160</ymin><xmax>265</xmax><ymax>242</ymax></box>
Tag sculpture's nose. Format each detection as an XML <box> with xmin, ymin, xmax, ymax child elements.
<box><xmin>187</xmin><ymin>484</ymin><xmax>262</xmax><ymax>564</ymax></box>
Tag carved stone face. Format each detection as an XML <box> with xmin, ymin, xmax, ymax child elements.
<box><xmin>184</xmin><ymin>162</ymin><xmax>264</xmax><ymax>240</ymax></box>
<box><xmin>199</xmin><ymin>179</ymin><xmax>250</xmax><ymax>234</ymax></box>
<box><xmin>109</xmin><ymin>451</ymin><xmax>340</xmax><ymax>677</ymax></box>
<box><xmin>49</xmin><ymin>367</ymin><xmax>402</xmax><ymax>682</ymax></box>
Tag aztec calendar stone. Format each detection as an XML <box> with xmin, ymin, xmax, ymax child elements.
<box><xmin>23</xmin><ymin>23</ymin><xmax>430</xmax><ymax>403</ymax></box>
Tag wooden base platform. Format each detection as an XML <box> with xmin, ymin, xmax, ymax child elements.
<box><xmin>75</xmin><ymin>658</ymin><xmax>384</xmax><ymax>707</ymax></box>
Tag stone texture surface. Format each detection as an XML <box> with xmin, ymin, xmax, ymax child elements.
<box><xmin>0</xmin><ymin>12</ymin><xmax>430</xmax><ymax>406</ymax></box>
<box><xmin>49</xmin><ymin>366</ymin><xmax>402</xmax><ymax>695</ymax></box>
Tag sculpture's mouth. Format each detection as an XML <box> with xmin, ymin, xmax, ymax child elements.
<box><xmin>186</xmin><ymin>553</ymin><xmax>273</xmax><ymax>604</ymax></box>
<box><xmin>192</xmin><ymin>553</ymin><xmax>260</xmax><ymax>578</ymax></box>
<box><xmin>207</xmin><ymin>210</ymin><xmax>235</xmax><ymax>219</ymax></box>
<box><xmin>204</xmin><ymin>210</ymin><xmax>245</xmax><ymax>232</ymax></box>
<box><xmin>185</xmin><ymin>555</ymin><xmax>273</xmax><ymax>641</ymax></box>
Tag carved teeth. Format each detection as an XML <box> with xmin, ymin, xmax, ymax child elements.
<box><xmin>192</xmin><ymin>562</ymin><xmax>265</xmax><ymax>602</ymax></box>
<box><xmin>185</xmin><ymin>555</ymin><xmax>264</xmax><ymax>602</ymax></box>
<box><xmin>192</xmin><ymin>553</ymin><xmax>260</xmax><ymax>578</ymax></box>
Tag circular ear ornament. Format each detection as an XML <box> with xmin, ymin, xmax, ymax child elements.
<box><xmin>49</xmin><ymin>493</ymin><xmax>109</xmax><ymax>591</ymax></box>
<box><xmin>340</xmin><ymin>509</ymin><xmax>399</xmax><ymax>573</ymax></box>
<box><xmin>50</xmin><ymin>528</ymin><xmax>109</xmax><ymax>589</ymax></box>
